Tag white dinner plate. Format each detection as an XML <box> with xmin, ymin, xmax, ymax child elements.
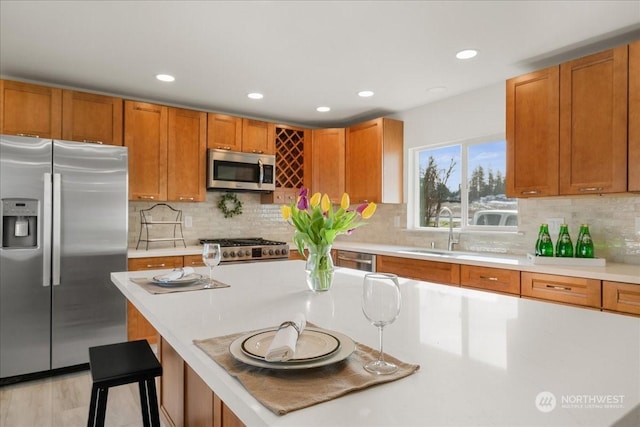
<box><xmin>241</xmin><ymin>329</ymin><xmax>340</xmax><ymax>362</ymax></box>
<box><xmin>230</xmin><ymin>327</ymin><xmax>356</xmax><ymax>370</ymax></box>
<box><xmin>151</xmin><ymin>273</ymin><xmax>203</xmax><ymax>286</ymax></box>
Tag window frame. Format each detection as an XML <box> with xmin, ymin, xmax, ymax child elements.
<box><xmin>408</xmin><ymin>133</ymin><xmax>518</xmax><ymax>233</ymax></box>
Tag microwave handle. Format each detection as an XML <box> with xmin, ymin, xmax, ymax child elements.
<box><xmin>258</xmin><ymin>159</ymin><xmax>264</xmax><ymax>186</ymax></box>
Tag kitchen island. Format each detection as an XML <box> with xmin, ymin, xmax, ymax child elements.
<box><xmin>111</xmin><ymin>260</ymin><xmax>640</xmax><ymax>427</ymax></box>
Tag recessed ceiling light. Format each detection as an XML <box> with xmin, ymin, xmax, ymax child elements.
<box><xmin>156</xmin><ymin>74</ymin><xmax>175</xmax><ymax>82</ymax></box>
<box><xmin>358</xmin><ymin>90</ymin><xmax>374</xmax><ymax>98</ymax></box>
<box><xmin>316</xmin><ymin>106</ymin><xmax>331</xmax><ymax>112</ymax></box>
<box><xmin>426</xmin><ymin>86</ymin><xmax>447</xmax><ymax>93</ymax></box>
<box><xmin>247</xmin><ymin>92</ymin><xmax>264</xmax><ymax>100</ymax></box>
<box><xmin>456</xmin><ymin>49</ymin><xmax>478</xmax><ymax>60</ymax></box>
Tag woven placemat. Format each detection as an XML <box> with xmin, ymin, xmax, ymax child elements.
<box><xmin>193</xmin><ymin>325</ymin><xmax>419</xmax><ymax>415</ymax></box>
<box><xmin>130</xmin><ymin>277</ymin><xmax>229</xmax><ymax>294</ymax></box>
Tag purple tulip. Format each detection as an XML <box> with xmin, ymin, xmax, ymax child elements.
<box><xmin>298</xmin><ymin>187</ymin><xmax>309</xmax><ymax>198</ymax></box>
<box><xmin>297</xmin><ymin>195</ymin><xmax>309</xmax><ymax>210</ymax></box>
<box><xmin>356</xmin><ymin>203</ymin><xmax>368</xmax><ymax>215</ymax></box>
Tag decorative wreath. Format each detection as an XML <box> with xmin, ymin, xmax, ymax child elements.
<box><xmin>218</xmin><ymin>193</ymin><xmax>243</xmax><ymax>218</ymax></box>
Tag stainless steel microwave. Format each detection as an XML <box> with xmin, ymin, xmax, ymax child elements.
<box><xmin>207</xmin><ymin>149</ymin><xmax>276</xmax><ymax>192</ymax></box>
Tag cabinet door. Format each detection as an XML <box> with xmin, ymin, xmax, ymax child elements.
<box><xmin>168</xmin><ymin>107</ymin><xmax>207</xmax><ymax>202</ymax></box>
<box><xmin>311</xmin><ymin>128</ymin><xmax>345</xmax><ymax>202</ymax></box>
<box><xmin>559</xmin><ymin>46</ymin><xmax>628</xmax><ymax>195</ymax></box>
<box><xmin>629</xmin><ymin>41</ymin><xmax>640</xmax><ymax>192</ymax></box>
<box><xmin>506</xmin><ymin>67</ymin><xmax>559</xmax><ymax>197</ymax></box>
<box><xmin>185</xmin><ymin>363</ymin><xmax>215</xmax><ymax>426</ymax></box>
<box><xmin>460</xmin><ymin>265</ymin><xmax>520</xmax><ymax>295</ymax></box>
<box><xmin>521</xmin><ymin>272</ymin><xmax>601</xmax><ymax>308</ymax></box>
<box><xmin>160</xmin><ymin>337</ymin><xmax>185</xmax><ymax>427</ymax></box>
<box><xmin>346</xmin><ymin>118</ymin><xmax>403</xmax><ymax>203</ymax></box>
<box><xmin>0</xmin><ymin>79</ymin><xmax>62</xmax><ymax>139</ymax></box>
<box><xmin>128</xmin><ymin>256</ymin><xmax>183</xmax><ymax>344</ymax></box>
<box><xmin>603</xmin><ymin>281</ymin><xmax>640</xmax><ymax>316</ymax></box>
<box><xmin>125</xmin><ymin>101</ymin><xmax>168</xmax><ymax>201</ymax></box>
<box><xmin>241</xmin><ymin>118</ymin><xmax>275</xmax><ymax>154</ymax></box>
<box><xmin>62</xmin><ymin>90</ymin><xmax>123</xmax><ymax>146</ymax></box>
<box><xmin>207</xmin><ymin>113</ymin><xmax>242</xmax><ymax>151</ymax></box>
<box><xmin>376</xmin><ymin>255</ymin><xmax>460</xmax><ymax>286</ymax></box>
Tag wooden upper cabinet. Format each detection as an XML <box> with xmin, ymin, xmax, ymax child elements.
<box><xmin>207</xmin><ymin>113</ymin><xmax>242</xmax><ymax>151</ymax></box>
<box><xmin>629</xmin><ymin>41</ymin><xmax>640</xmax><ymax>193</ymax></box>
<box><xmin>345</xmin><ymin>118</ymin><xmax>403</xmax><ymax>204</ymax></box>
<box><xmin>311</xmin><ymin>128</ymin><xmax>345</xmax><ymax>202</ymax></box>
<box><xmin>62</xmin><ymin>90</ymin><xmax>123</xmax><ymax>146</ymax></box>
<box><xmin>242</xmin><ymin>118</ymin><xmax>275</xmax><ymax>154</ymax></box>
<box><xmin>506</xmin><ymin>66</ymin><xmax>559</xmax><ymax>198</ymax></box>
<box><xmin>124</xmin><ymin>100</ymin><xmax>168</xmax><ymax>201</ymax></box>
<box><xmin>559</xmin><ymin>46</ymin><xmax>628</xmax><ymax>195</ymax></box>
<box><xmin>0</xmin><ymin>79</ymin><xmax>62</xmax><ymax>139</ymax></box>
<box><xmin>167</xmin><ymin>108</ymin><xmax>207</xmax><ymax>202</ymax></box>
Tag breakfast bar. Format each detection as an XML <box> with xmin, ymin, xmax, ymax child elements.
<box><xmin>110</xmin><ymin>260</ymin><xmax>640</xmax><ymax>427</ymax></box>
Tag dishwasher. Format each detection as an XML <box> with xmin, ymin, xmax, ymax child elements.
<box><xmin>335</xmin><ymin>250</ymin><xmax>376</xmax><ymax>272</ymax></box>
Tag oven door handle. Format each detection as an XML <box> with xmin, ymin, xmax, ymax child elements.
<box><xmin>258</xmin><ymin>159</ymin><xmax>264</xmax><ymax>187</ymax></box>
<box><xmin>337</xmin><ymin>256</ymin><xmax>373</xmax><ymax>265</ymax></box>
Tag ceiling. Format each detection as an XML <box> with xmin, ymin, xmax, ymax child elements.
<box><xmin>1</xmin><ymin>1</ymin><xmax>639</xmax><ymax>128</ymax></box>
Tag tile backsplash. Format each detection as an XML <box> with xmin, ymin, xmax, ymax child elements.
<box><xmin>129</xmin><ymin>192</ymin><xmax>640</xmax><ymax>265</ymax></box>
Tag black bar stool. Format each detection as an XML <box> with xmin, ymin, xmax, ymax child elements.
<box><xmin>87</xmin><ymin>339</ymin><xmax>163</xmax><ymax>427</ymax></box>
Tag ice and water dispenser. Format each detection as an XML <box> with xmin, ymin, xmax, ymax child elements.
<box><xmin>2</xmin><ymin>199</ymin><xmax>38</xmax><ymax>248</ymax></box>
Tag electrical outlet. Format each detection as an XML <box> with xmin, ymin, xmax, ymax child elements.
<box><xmin>185</xmin><ymin>216</ymin><xmax>193</xmax><ymax>228</ymax></box>
<box><xmin>546</xmin><ymin>217</ymin><xmax>564</xmax><ymax>235</ymax></box>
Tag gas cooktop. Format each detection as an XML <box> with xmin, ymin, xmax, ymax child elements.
<box><xmin>199</xmin><ymin>237</ymin><xmax>289</xmax><ymax>262</ymax></box>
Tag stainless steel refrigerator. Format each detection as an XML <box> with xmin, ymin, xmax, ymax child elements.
<box><xmin>0</xmin><ymin>135</ymin><xmax>128</xmax><ymax>383</ymax></box>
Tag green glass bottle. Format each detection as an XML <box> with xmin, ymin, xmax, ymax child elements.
<box><xmin>576</xmin><ymin>224</ymin><xmax>594</xmax><ymax>258</ymax></box>
<box><xmin>536</xmin><ymin>224</ymin><xmax>554</xmax><ymax>257</ymax></box>
<box><xmin>555</xmin><ymin>224</ymin><xmax>573</xmax><ymax>257</ymax></box>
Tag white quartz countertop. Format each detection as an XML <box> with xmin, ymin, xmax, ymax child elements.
<box><xmin>111</xmin><ymin>262</ymin><xmax>640</xmax><ymax>427</ymax></box>
<box><xmin>128</xmin><ymin>241</ymin><xmax>640</xmax><ymax>285</ymax></box>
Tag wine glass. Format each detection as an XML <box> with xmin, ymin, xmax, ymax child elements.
<box><xmin>202</xmin><ymin>243</ymin><xmax>221</xmax><ymax>287</ymax></box>
<box><xmin>362</xmin><ymin>273</ymin><xmax>401</xmax><ymax>375</ymax></box>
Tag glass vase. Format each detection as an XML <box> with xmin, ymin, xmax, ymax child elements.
<box><xmin>305</xmin><ymin>245</ymin><xmax>334</xmax><ymax>292</ymax></box>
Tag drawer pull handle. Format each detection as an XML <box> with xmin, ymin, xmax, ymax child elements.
<box><xmin>146</xmin><ymin>263</ymin><xmax>166</xmax><ymax>268</ymax></box>
<box><xmin>578</xmin><ymin>187</ymin><xmax>604</xmax><ymax>192</ymax></box>
<box><xmin>17</xmin><ymin>133</ymin><xmax>40</xmax><ymax>138</ymax></box>
<box><xmin>546</xmin><ymin>284</ymin><xmax>572</xmax><ymax>291</ymax></box>
<box><xmin>138</xmin><ymin>195</ymin><xmax>155</xmax><ymax>200</ymax></box>
<box><xmin>216</xmin><ymin>146</ymin><xmax>232</xmax><ymax>150</ymax></box>
<box><xmin>83</xmin><ymin>139</ymin><xmax>103</xmax><ymax>145</ymax></box>
<box><xmin>479</xmin><ymin>275</ymin><xmax>499</xmax><ymax>281</ymax></box>
<box><xmin>179</xmin><ymin>196</ymin><xmax>195</xmax><ymax>201</ymax></box>
<box><xmin>251</xmin><ymin>149</ymin><xmax>264</xmax><ymax>154</ymax></box>
<box><xmin>521</xmin><ymin>190</ymin><xmax>539</xmax><ymax>195</ymax></box>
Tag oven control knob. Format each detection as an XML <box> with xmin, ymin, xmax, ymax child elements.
<box><xmin>245</xmin><ymin>250</ymin><xmax>251</xmax><ymax>256</ymax></box>
<box><xmin>275</xmin><ymin>249</ymin><xmax>280</xmax><ymax>255</ymax></box>
<box><xmin>222</xmin><ymin>251</ymin><xmax>229</xmax><ymax>258</ymax></box>
<box><xmin>236</xmin><ymin>250</ymin><xmax>244</xmax><ymax>258</ymax></box>
<box><xmin>282</xmin><ymin>248</ymin><xmax>288</xmax><ymax>256</ymax></box>
<box><xmin>262</xmin><ymin>249</ymin><xmax>268</xmax><ymax>255</ymax></box>
<box><xmin>269</xmin><ymin>249</ymin><xmax>274</xmax><ymax>255</ymax></box>
<box><xmin>229</xmin><ymin>251</ymin><xmax>236</xmax><ymax>258</ymax></box>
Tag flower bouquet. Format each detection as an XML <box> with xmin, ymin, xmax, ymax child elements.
<box><xmin>281</xmin><ymin>188</ymin><xmax>376</xmax><ymax>291</ymax></box>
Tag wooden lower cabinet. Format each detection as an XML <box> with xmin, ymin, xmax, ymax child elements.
<box><xmin>160</xmin><ymin>337</ymin><xmax>245</xmax><ymax>427</ymax></box>
<box><xmin>603</xmin><ymin>281</ymin><xmax>640</xmax><ymax>316</ymax></box>
<box><xmin>521</xmin><ymin>272</ymin><xmax>601</xmax><ymax>308</ymax></box>
<box><xmin>460</xmin><ymin>265</ymin><xmax>520</xmax><ymax>295</ymax></box>
<box><xmin>376</xmin><ymin>255</ymin><xmax>460</xmax><ymax>286</ymax></box>
<box><xmin>184</xmin><ymin>254</ymin><xmax>206</xmax><ymax>267</ymax></box>
<box><xmin>289</xmin><ymin>249</ymin><xmax>305</xmax><ymax>261</ymax></box>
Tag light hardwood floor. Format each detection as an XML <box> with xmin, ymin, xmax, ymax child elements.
<box><xmin>0</xmin><ymin>369</ymin><xmax>153</xmax><ymax>427</ymax></box>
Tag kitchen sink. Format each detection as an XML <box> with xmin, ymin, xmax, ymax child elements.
<box><xmin>396</xmin><ymin>248</ymin><xmax>455</xmax><ymax>257</ymax></box>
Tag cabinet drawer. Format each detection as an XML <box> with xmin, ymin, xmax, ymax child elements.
<box><xmin>521</xmin><ymin>272</ymin><xmax>601</xmax><ymax>308</ymax></box>
<box><xmin>183</xmin><ymin>255</ymin><xmax>205</xmax><ymax>267</ymax></box>
<box><xmin>460</xmin><ymin>265</ymin><xmax>520</xmax><ymax>295</ymax></box>
<box><xmin>128</xmin><ymin>256</ymin><xmax>183</xmax><ymax>271</ymax></box>
<box><xmin>603</xmin><ymin>281</ymin><xmax>640</xmax><ymax>316</ymax></box>
<box><xmin>376</xmin><ymin>255</ymin><xmax>460</xmax><ymax>286</ymax></box>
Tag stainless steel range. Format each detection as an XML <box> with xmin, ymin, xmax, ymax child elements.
<box><xmin>199</xmin><ymin>237</ymin><xmax>289</xmax><ymax>262</ymax></box>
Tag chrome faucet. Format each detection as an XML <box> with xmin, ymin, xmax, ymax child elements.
<box><xmin>437</xmin><ymin>207</ymin><xmax>459</xmax><ymax>251</ymax></box>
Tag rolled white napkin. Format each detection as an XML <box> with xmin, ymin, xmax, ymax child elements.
<box><xmin>265</xmin><ymin>313</ymin><xmax>307</xmax><ymax>362</ymax></box>
<box><xmin>155</xmin><ymin>267</ymin><xmax>195</xmax><ymax>282</ymax></box>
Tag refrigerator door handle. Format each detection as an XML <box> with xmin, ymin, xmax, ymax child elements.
<box><xmin>43</xmin><ymin>173</ymin><xmax>52</xmax><ymax>287</ymax></box>
<box><xmin>52</xmin><ymin>173</ymin><xmax>61</xmax><ymax>286</ymax></box>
